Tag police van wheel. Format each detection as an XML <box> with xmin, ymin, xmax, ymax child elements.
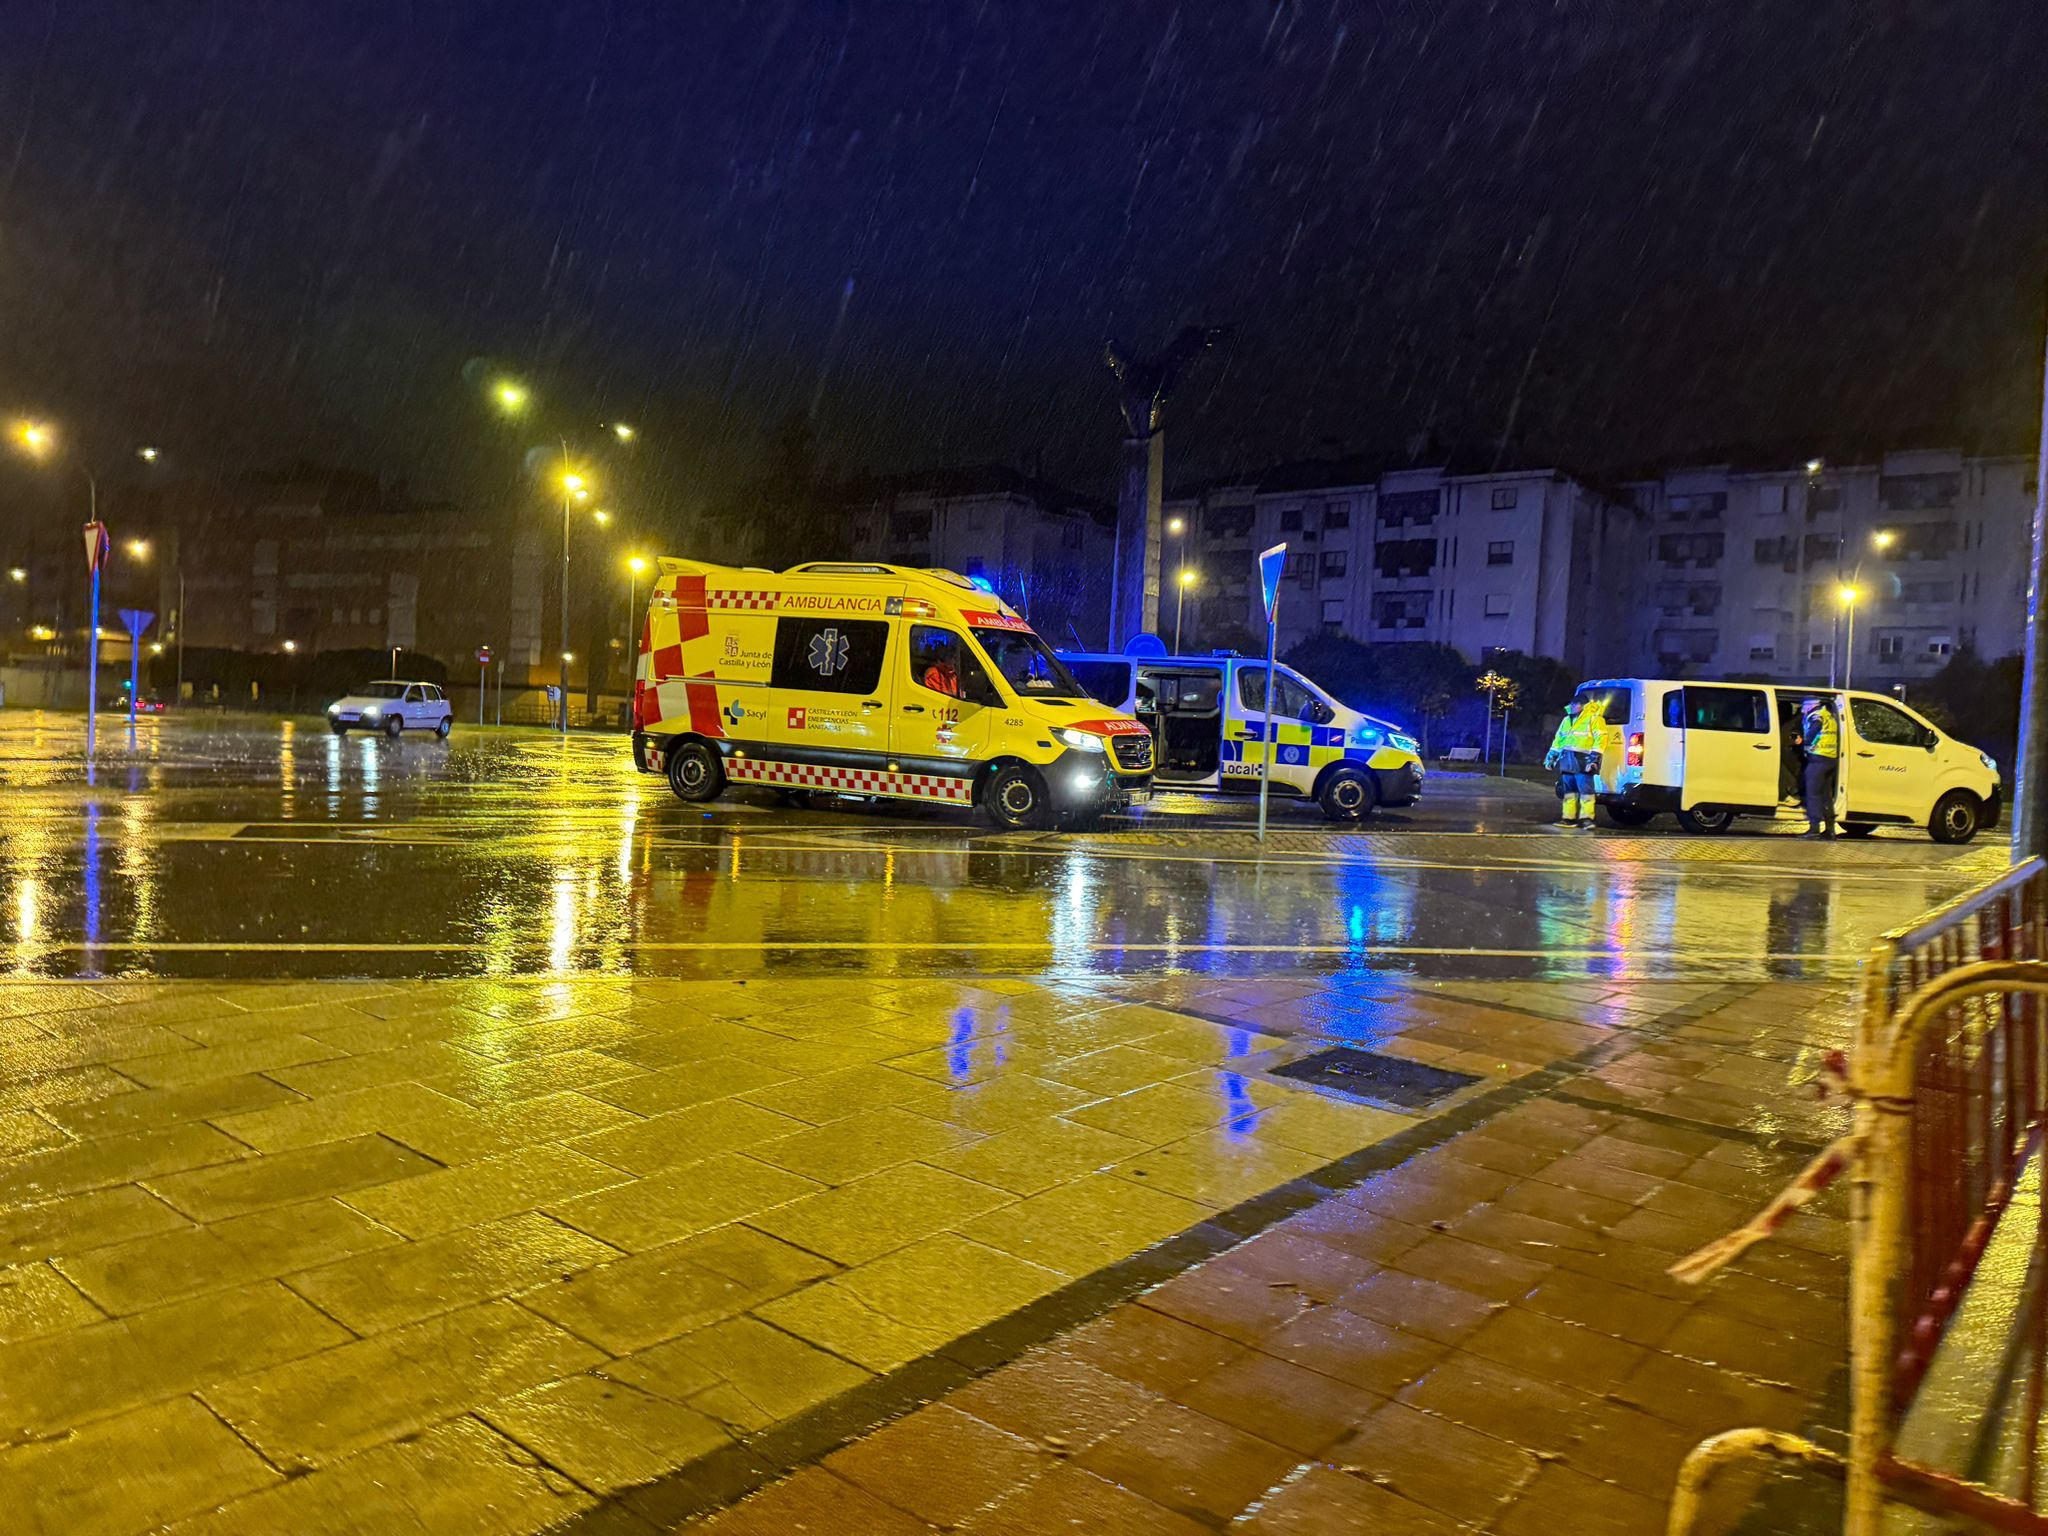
<box><xmin>986</xmin><ymin>765</ymin><xmax>1047</xmax><ymax>831</ymax></box>
<box><xmin>1675</xmin><ymin>807</ymin><xmax>1735</xmax><ymax>834</ymax></box>
<box><xmin>1929</xmin><ymin>791</ymin><xmax>1980</xmax><ymax>845</ymax></box>
<box><xmin>1317</xmin><ymin>767</ymin><xmax>1376</xmax><ymax>822</ymax></box>
<box><xmin>666</xmin><ymin>740</ymin><xmax>726</xmax><ymax>803</ymax></box>
<box><xmin>1841</xmin><ymin>822</ymin><xmax>1878</xmax><ymax>838</ymax></box>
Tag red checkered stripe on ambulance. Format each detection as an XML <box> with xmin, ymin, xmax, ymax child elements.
<box><xmin>727</xmin><ymin>758</ymin><xmax>973</xmax><ymax>803</ymax></box>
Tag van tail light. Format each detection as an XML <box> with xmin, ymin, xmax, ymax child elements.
<box><xmin>631</xmin><ymin>680</ymin><xmax>653</xmax><ymax>732</ymax></box>
<box><xmin>1627</xmin><ymin>731</ymin><xmax>1644</xmax><ymax>768</ymax></box>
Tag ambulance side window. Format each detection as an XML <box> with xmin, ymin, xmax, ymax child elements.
<box><xmin>906</xmin><ymin>624</ymin><xmax>997</xmax><ymax>704</ymax></box>
<box><xmin>772</xmin><ymin>617</ymin><xmax>890</xmax><ymax>695</ymax></box>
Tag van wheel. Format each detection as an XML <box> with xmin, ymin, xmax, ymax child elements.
<box><xmin>1841</xmin><ymin>823</ymin><xmax>1878</xmax><ymax>839</ymax></box>
<box><xmin>1676</xmin><ymin>807</ymin><xmax>1736</xmax><ymax>834</ymax></box>
<box><xmin>1605</xmin><ymin>805</ymin><xmax>1655</xmax><ymax>828</ymax></box>
<box><xmin>666</xmin><ymin>739</ymin><xmax>726</xmax><ymax>802</ymax></box>
<box><xmin>1318</xmin><ymin>767</ymin><xmax>1376</xmax><ymax>821</ymax></box>
<box><xmin>986</xmin><ymin>765</ymin><xmax>1048</xmax><ymax>831</ymax></box>
<box><xmin>1929</xmin><ymin>791</ymin><xmax>1980</xmax><ymax>845</ymax></box>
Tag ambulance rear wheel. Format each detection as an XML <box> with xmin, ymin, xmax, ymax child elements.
<box><xmin>1317</xmin><ymin>767</ymin><xmax>1376</xmax><ymax>822</ymax></box>
<box><xmin>666</xmin><ymin>740</ymin><xmax>726</xmax><ymax>802</ymax></box>
<box><xmin>985</xmin><ymin>765</ymin><xmax>1048</xmax><ymax>831</ymax></box>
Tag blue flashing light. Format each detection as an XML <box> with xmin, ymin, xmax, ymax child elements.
<box><xmin>967</xmin><ymin>574</ymin><xmax>995</xmax><ymax>593</ymax></box>
<box><xmin>1351</xmin><ymin>726</ymin><xmax>1385</xmax><ymax>748</ymax></box>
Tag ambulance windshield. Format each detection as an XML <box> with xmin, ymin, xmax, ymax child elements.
<box><xmin>972</xmin><ymin>629</ymin><xmax>1086</xmax><ymax>700</ymax></box>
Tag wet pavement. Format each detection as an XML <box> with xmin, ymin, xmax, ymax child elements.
<box><xmin>0</xmin><ymin>710</ymin><xmax>1980</xmax><ymax>1532</ymax></box>
<box><xmin>0</xmin><ymin>711</ymin><xmax>2006</xmax><ymax>983</ymax></box>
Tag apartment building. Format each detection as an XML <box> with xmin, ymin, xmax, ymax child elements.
<box><xmin>1624</xmin><ymin>449</ymin><xmax>2031</xmax><ymax>683</ymax></box>
<box><xmin>839</xmin><ymin>466</ymin><xmax>1118</xmax><ymax>648</ymax></box>
<box><xmin>1165</xmin><ymin>455</ymin><xmax>1641</xmax><ymax>671</ymax></box>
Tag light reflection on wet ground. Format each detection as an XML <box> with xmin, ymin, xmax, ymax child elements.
<box><xmin>0</xmin><ymin>712</ymin><xmax>2006</xmax><ymax>982</ymax></box>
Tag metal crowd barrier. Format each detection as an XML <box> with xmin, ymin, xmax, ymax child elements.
<box><xmin>1668</xmin><ymin>858</ymin><xmax>2048</xmax><ymax>1535</ymax></box>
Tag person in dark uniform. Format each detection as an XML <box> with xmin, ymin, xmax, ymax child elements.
<box><xmin>1800</xmin><ymin>697</ymin><xmax>1840</xmax><ymax>837</ymax></box>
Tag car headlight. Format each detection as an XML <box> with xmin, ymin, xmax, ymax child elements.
<box><xmin>1982</xmin><ymin>751</ymin><xmax>1999</xmax><ymax>774</ymax></box>
<box><xmin>1391</xmin><ymin>732</ymin><xmax>1420</xmax><ymax>754</ymax></box>
<box><xmin>1053</xmin><ymin>727</ymin><xmax>1106</xmax><ymax>753</ymax></box>
<box><xmin>326</xmin><ymin>703</ymin><xmax>340</xmax><ymax>714</ymax></box>
<box><xmin>362</xmin><ymin>706</ymin><xmax>381</xmax><ymax>719</ymax></box>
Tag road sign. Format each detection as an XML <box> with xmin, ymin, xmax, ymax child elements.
<box><xmin>476</xmin><ymin>645</ymin><xmax>492</xmax><ymax>665</ymax></box>
<box><xmin>83</xmin><ymin>521</ymin><xmax>109</xmax><ymax>572</ymax></box>
<box><xmin>1257</xmin><ymin>542</ymin><xmax>1287</xmax><ymax>624</ymax></box>
<box><xmin>118</xmin><ymin>608</ymin><xmax>154</xmax><ymax>639</ymax></box>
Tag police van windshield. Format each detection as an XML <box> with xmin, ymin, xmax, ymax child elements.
<box><xmin>972</xmin><ymin>629</ymin><xmax>1087</xmax><ymax>700</ymax></box>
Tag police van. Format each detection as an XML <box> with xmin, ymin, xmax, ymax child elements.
<box><xmin>632</xmin><ymin>560</ymin><xmax>1154</xmax><ymax>829</ymax></box>
<box><xmin>1056</xmin><ymin>647</ymin><xmax>1424</xmax><ymax>820</ymax></box>
<box><xmin>1576</xmin><ymin>677</ymin><xmax>2001</xmax><ymax>842</ymax></box>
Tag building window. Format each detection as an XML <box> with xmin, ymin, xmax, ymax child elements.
<box><xmin>1927</xmin><ymin>637</ymin><xmax>1954</xmax><ymax>657</ymax></box>
<box><xmin>1753</xmin><ymin>536</ymin><xmax>1796</xmax><ymax>566</ymax></box>
<box><xmin>1279</xmin><ymin>506</ymin><xmax>1304</xmax><ymax>532</ymax></box>
<box><xmin>1320</xmin><ymin>600</ymin><xmax>1345</xmax><ymax>627</ymax></box>
<box><xmin>1657</xmin><ymin>533</ymin><xmax>1725</xmax><ymax>565</ymax></box>
<box><xmin>889</xmin><ymin>512</ymin><xmax>928</xmax><ymax>542</ymax></box>
<box><xmin>1881</xmin><ymin>473</ymin><xmax>1961</xmax><ymax>511</ymax></box>
<box><xmin>1876</xmin><ymin>635</ymin><xmax>1905</xmax><ymax>660</ymax></box>
<box><xmin>1808</xmin><ymin>641</ymin><xmax>1832</xmax><ymax>660</ymax></box>
<box><xmin>1667</xmin><ymin>492</ymin><xmax>1729</xmax><ymax>519</ymax></box>
<box><xmin>1378</xmin><ymin>490</ymin><xmax>1440</xmax><ymax>528</ymax></box>
<box><xmin>1802</xmin><ymin>535</ymin><xmax>1839</xmax><ymax>565</ymax></box>
<box><xmin>1483</xmin><ymin>594</ymin><xmax>1510</xmax><ymax>618</ymax></box>
<box><xmin>1757</xmin><ymin>484</ymin><xmax>1787</xmax><ymax>516</ymax></box>
<box><xmin>1486</xmin><ymin>540</ymin><xmax>1514</xmax><ymax>566</ymax></box>
<box><xmin>1375</xmin><ymin>538</ymin><xmax>1437</xmax><ymax>578</ymax></box>
<box><xmin>1749</xmin><ymin>644</ymin><xmax>1775</xmax><ymax>661</ymax></box>
<box><xmin>1808</xmin><ymin>484</ymin><xmax>1842</xmax><ymax>514</ymax></box>
<box><xmin>1371</xmin><ymin>592</ymin><xmax>1430</xmax><ymax>630</ymax></box>
<box><xmin>1490</xmin><ymin>487</ymin><xmax>1518</xmax><ymax>510</ymax></box>
<box><xmin>1282</xmin><ymin>552</ymin><xmax>1314</xmax><ymax>581</ymax></box>
<box><xmin>1654</xmin><ymin>629</ymin><xmax>1718</xmax><ymax>663</ymax></box>
<box><xmin>1320</xmin><ymin>549</ymin><xmax>1347</xmax><ymax>578</ymax></box>
<box><xmin>1324</xmin><ymin>502</ymin><xmax>1350</xmax><ymax>529</ymax></box>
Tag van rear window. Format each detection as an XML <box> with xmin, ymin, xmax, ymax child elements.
<box><xmin>1067</xmin><ymin>660</ymin><xmax>1133</xmax><ymax>707</ymax></box>
<box><xmin>1574</xmin><ymin>685</ymin><xmax>1633</xmax><ymax>724</ymax></box>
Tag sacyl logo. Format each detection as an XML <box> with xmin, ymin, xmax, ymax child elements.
<box><xmin>808</xmin><ymin>628</ymin><xmax>851</xmax><ymax>677</ymax></box>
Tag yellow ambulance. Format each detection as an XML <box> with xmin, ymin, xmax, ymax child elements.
<box><xmin>631</xmin><ymin>560</ymin><xmax>1155</xmax><ymax>829</ymax></box>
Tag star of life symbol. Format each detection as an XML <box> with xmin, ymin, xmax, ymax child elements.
<box><xmin>808</xmin><ymin>627</ymin><xmax>850</xmax><ymax>676</ymax></box>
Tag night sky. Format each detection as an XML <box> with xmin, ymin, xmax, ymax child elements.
<box><xmin>2</xmin><ymin>0</ymin><xmax>2045</xmax><ymax>520</ymax></box>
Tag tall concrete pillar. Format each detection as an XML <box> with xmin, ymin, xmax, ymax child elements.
<box><xmin>1111</xmin><ymin>433</ymin><xmax>1164</xmax><ymax>648</ymax></box>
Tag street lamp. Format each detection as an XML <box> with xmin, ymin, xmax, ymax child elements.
<box><xmin>14</xmin><ymin>421</ymin><xmax>52</xmax><ymax>456</ymax></box>
<box><xmin>592</xmin><ymin>508</ymin><xmax>611</xmax><ymax>527</ymax></box>
<box><xmin>7</xmin><ymin>568</ymin><xmax>23</xmax><ymax>583</ymax></box>
<box><xmin>1872</xmin><ymin>529</ymin><xmax>1897</xmax><ymax>553</ymax></box>
<box><xmin>282</xmin><ymin>639</ymin><xmax>298</xmax><ymax>654</ymax></box>
<box><xmin>137</xmin><ymin>446</ymin><xmax>159</xmax><ymax>463</ymax></box>
<box><xmin>1838</xmin><ymin>584</ymin><xmax>1862</xmax><ymax>690</ymax></box>
<box><xmin>125</xmin><ymin>539</ymin><xmax>150</xmax><ymax>560</ymax></box>
<box><xmin>494</xmin><ymin>381</ymin><xmax>529</xmax><ymax>413</ymax></box>
<box><xmin>1174</xmin><ymin>567</ymin><xmax>1197</xmax><ymax>652</ymax></box>
<box><xmin>609</xmin><ymin>422</ymin><xmax>635</xmax><ymax>442</ymax></box>
<box><xmin>626</xmin><ymin>555</ymin><xmax>649</xmax><ymax>650</ymax></box>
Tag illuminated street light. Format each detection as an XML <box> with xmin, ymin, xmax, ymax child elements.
<box><xmin>592</xmin><ymin>508</ymin><xmax>611</xmax><ymax>527</ymax></box>
<box><xmin>282</xmin><ymin>639</ymin><xmax>298</xmax><ymax>654</ymax></box>
<box><xmin>7</xmin><ymin>568</ymin><xmax>23</xmax><ymax>583</ymax></box>
<box><xmin>148</xmin><ymin>642</ymin><xmax>164</xmax><ymax>655</ymax></box>
<box><xmin>627</xmin><ymin>555</ymin><xmax>649</xmax><ymax>575</ymax></box>
<box><xmin>1872</xmin><ymin>529</ymin><xmax>1897</xmax><ymax>551</ymax></box>
<box><xmin>14</xmin><ymin>421</ymin><xmax>52</xmax><ymax>456</ymax></box>
<box><xmin>1805</xmin><ymin>458</ymin><xmax>1824</xmax><ymax>475</ymax></box>
<box><xmin>1838</xmin><ymin>584</ymin><xmax>1862</xmax><ymax>690</ymax></box>
<box><xmin>610</xmin><ymin>422</ymin><xmax>635</xmax><ymax>442</ymax></box>
<box><xmin>137</xmin><ymin>446</ymin><xmax>160</xmax><ymax>462</ymax></box>
<box><xmin>1173</xmin><ymin>567</ymin><xmax>1198</xmax><ymax>651</ymax></box>
<box><xmin>494</xmin><ymin>381</ymin><xmax>529</xmax><ymax>413</ymax></box>
<box><xmin>125</xmin><ymin>539</ymin><xmax>150</xmax><ymax>560</ymax></box>
<box><xmin>29</xmin><ymin>625</ymin><xmax>54</xmax><ymax>641</ymax></box>
<box><xmin>561</xmin><ymin>651</ymin><xmax>575</xmax><ymax>663</ymax></box>
<box><xmin>1167</xmin><ymin>516</ymin><xmax>1185</xmax><ymax>535</ymax></box>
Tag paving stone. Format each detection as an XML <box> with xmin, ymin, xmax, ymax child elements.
<box><xmin>827</xmin><ymin>1402</ymin><xmax>1048</xmax><ymax>1528</ymax></box>
<box><xmin>1390</xmin><ymin>1232</ymin><xmax>1552</xmax><ymax>1303</ymax></box>
<box><xmin>0</xmin><ymin>1280</ymin><xmax>350</xmax><ymax>1440</ymax></box>
<box><xmin>1232</xmin><ymin>1463</ymin><xmax>1461</xmax><ymax>1533</ymax></box>
<box><xmin>1076</xmin><ymin>1399</ymin><xmax>1296</xmax><ymax>1523</ymax></box>
<box><xmin>1519</xmin><ymin>1267</ymin><xmax>1690</xmax><ymax>1346</ymax></box>
<box><xmin>605</xmin><ymin>1314</ymin><xmax>872</xmax><ymax>1432</ymax></box>
<box><xmin>751</xmin><ymin>1106</ymin><xmax>985</xmax><ymax>1185</ymax></box>
<box><xmin>1207</xmin><ymin>1229</ymin><xmax>1381</xmax><ymax>1305</ymax></box>
<box><xmin>0</xmin><ymin>1259</ymin><xmax>102</xmax><ymax>1341</ymax></box>
<box><xmin>1492</xmin><ymin>1462</ymin><xmax>1666</xmax><ymax>1535</ymax></box>
<box><xmin>162</xmin><ymin>1413</ymin><xmax>592</xmax><ymax>1535</ymax></box>
<box><xmin>956</xmin><ymin>1457</ymin><xmax>1211</xmax><ymax>1535</ymax></box>
<box><xmin>0</xmin><ymin>1394</ymin><xmax>278</xmax><ymax>1536</ymax></box>
<box><xmin>931</xmin><ymin>1117</ymin><xmax>1149</xmax><ymax>1196</ymax></box>
<box><xmin>1181</xmin><ymin>1348</ymin><xmax>1385</xmax><ymax>1455</ymax></box>
<box><xmin>39</xmin><ymin>1074</ymin><xmax>303</xmax><ymax>1139</ymax></box>
<box><xmin>147</xmin><ymin>1133</ymin><xmax>437</xmax><ymax>1221</ymax></box>
<box><xmin>0</xmin><ymin>1121</ymin><xmax>248</xmax><ymax>1205</ymax></box>
<box><xmin>0</xmin><ymin>1182</ymin><xmax>190</xmax><ymax>1265</ymax></box>
<box><xmin>961</xmin><ymin>1172</ymin><xmax>1205</xmax><ymax>1276</ymax></box>
<box><xmin>1329</xmin><ymin>1400</ymin><xmax>1541</xmax><ymax>1526</ymax></box>
<box><xmin>1051</xmin><ymin>1303</ymin><xmax>1248</xmax><ymax>1394</ymax></box>
<box><xmin>948</xmin><ymin>1348</ymin><xmax>1161</xmax><ymax>1452</ymax></box>
<box><xmin>59</xmin><ymin>1195</ymin><xmax>403</xmax><ymax>1313</ymax></box>
<box><xmin>480</xmin><ymin>1373</ymin><xmax>731</xmax><ymax>1491</ymax></box>
<box><xmin>551</xmin><ymin>1153</ymin><xmax>824</xmax><ymax>1252</ymax></box>
<box><xmin>695</xmin><ymin>1468</ymin><xmax>934</xmax><ymax>1535</ymax></box>
<box><xmin>203</xmin><ymin>1298</ymin><xmax>604</xmax><ymax>1467</ymax></box>
<box><xmin>1336</xmin><ymin>1266</ymin><xmax>1502</xmax><ymax>1344</ymax></box>
<box><xmin>752</xmin><ymin>1161</ymin><xmax>1015</xmax><ymax>1266</ymax></box>
<box><xmin>1396</xmin><ymin>1350</ymin><xmax>1600</xmax><ymax>1456</ymax></box>
<box><xmin>340</xmin><ymin>1141</ymin><xmax>631</xmax><ymax>1239</ymax></box>
<box><xmin>567</xmin><ymin>1098</ymin><xmax>808</xmax><ymax>1177</ymax></box>
<box><xmin>1259</xmin><ymin>1302</ymin><xmax>1450</xmax><ymax>1396</ymax></box>
<box><xmin>1138</xmin><ymin>1257</ymin><xmax>1320</xmax><ymax>1344</ymax></box>
<box><xmin>1461</xmin><ymin>1306</ymin><xmax>1650</xmax><ymax>1394</ymax></box>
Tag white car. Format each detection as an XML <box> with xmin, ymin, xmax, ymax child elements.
<box><xmin>328</xmin><ymin>680</ymin><xmax>453</xmax><ymax>739</ymax></box>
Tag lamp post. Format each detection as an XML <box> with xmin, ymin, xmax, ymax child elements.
<box><xmin>626</xmin><ymin>555</ymin><xmax>648</xmax><ymax>649</ymax></box>
<box><xmin>1838</xmin><ymin>585</ymin><xmax>1862</xmax><ymax>691</ymax></box>
<box><xmin>1174</xmin><ymin>567</ymin><xmax>1196</xmax><ymax>652</ymax></box>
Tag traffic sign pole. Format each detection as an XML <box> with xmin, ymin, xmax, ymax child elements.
<box><xmin>476</xmin><ymin>646</ymin><xmax>492</xmax><ymax>727</ymax></box>
<box><xmin>1255</xmin><ymin>542</ymin><xmax>1287</xmax><ymax>843</ymax></box>
<box><xmin>82</xmin><ymin>522</ymin><xmax>110</xmax><ymax>761</ymax></box>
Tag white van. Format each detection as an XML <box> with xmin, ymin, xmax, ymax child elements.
<box><xmin>1056</xmin><ymin>649</ymin><xmax>1424</xmax><ymax>819</ymax></box>
<box><xmin>1576</xmin><ymin>678</ymin><xmax>2001</xmax><ymax>843</ymax></box>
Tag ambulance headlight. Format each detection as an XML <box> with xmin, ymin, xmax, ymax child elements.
<box><xmin>1053</xmin><ymin>727</ymin><xmax>1106</xmax><ymax>753</ymax></box>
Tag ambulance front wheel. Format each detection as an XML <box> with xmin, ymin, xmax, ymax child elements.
<box><xmin>985</xmin><ymin>764</ymin><xmax>1048</xmax><ymax>832</ymax></box>
<box><xmin>666</xmin><ymin>739</ymin><xmax>726</xmax><ymax>803</ymax></box>
<box><xmin>1317</xmin><ymin>766</ymin><xmax>1376</xmax><ymax>822</ymax></box>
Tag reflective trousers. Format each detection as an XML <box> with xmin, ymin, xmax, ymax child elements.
<box><xmin>1559</xmin><ymin>771</ymin><xmax>1596</xmax><ymax>821</ymax></box>
<box><xmin>1802</xmin><ymin>756</ymin><xmax>1838</xmax><ymax>833</ymax></box>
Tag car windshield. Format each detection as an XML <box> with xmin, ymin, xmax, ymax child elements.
<box><xmin>357</xmin><ymin>682</ymin><xmax>408</xmax><ymax>700</ymax></box>
<box><xmin>971</xmin><ymin>629</ymin><xmax>1086</xmax><ymax>700</ymax></box>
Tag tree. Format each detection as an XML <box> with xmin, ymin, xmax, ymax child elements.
<box><xmin>1280</xmin><ymin>634</ymin><xmax>1471</xmax><ymax>724</ymax></box>
<box><xmin>1479</xmin><ymin>648</ymin><xmax>1577</xmax><ymax>718</ymax></box>
<box><xmin>1916</xmin><ymin>649</ymin><xmax>2021</xmax><ymax>768</ymax></box>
